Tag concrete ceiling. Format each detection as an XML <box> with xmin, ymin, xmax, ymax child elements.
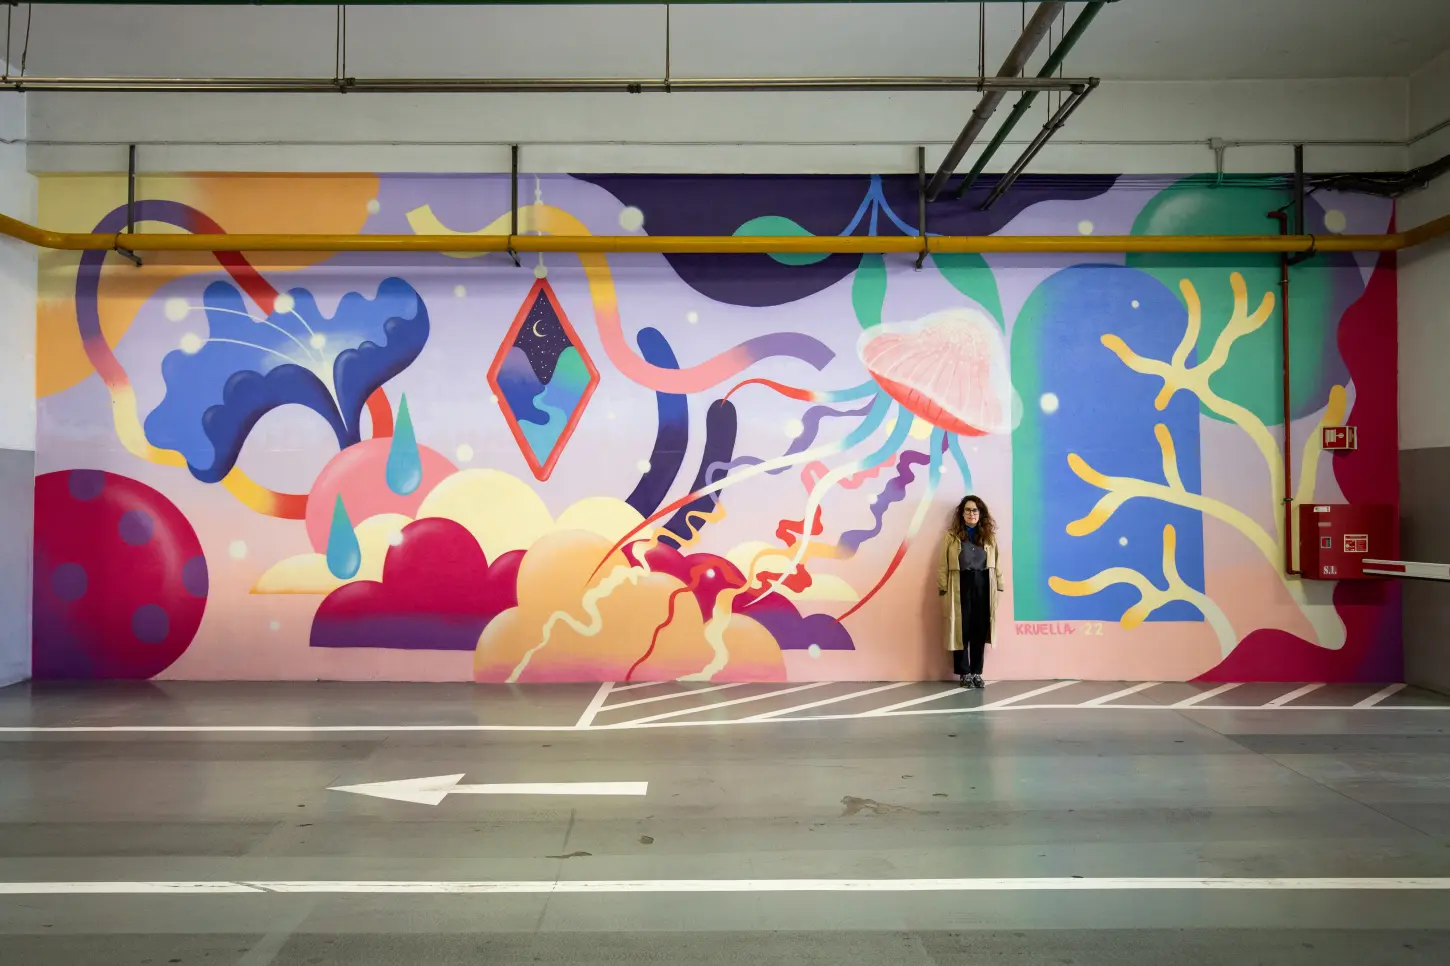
<box><xmin>6</xmin><ymin>1</ymin><xmax>1450</xmax><ymax>82</ymax></box>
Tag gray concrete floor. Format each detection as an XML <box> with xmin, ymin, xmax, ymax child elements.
<box><xmin>1</xmin><ymin>680</ymin><xmax>1449</xmax><ymax>964</ymax></box>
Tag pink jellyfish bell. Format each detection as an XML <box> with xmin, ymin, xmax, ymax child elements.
<box><xmin>858</xmin><ymin>307</ymin><xmax>1017</xmax><ymax>436</ymax></box>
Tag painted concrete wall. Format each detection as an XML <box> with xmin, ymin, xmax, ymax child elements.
<box><xmin>1399</xmin><ymin>48</ymin><xmax>1450</xmax><ymax>695</ymax></box>
<box><xmin>30</xmin><ymin>171</ymin><xmax>1399</xmax><ymax>683</ymax></box>
<box><xmin>0</xmin><ymin>76</ymin><xmax>36</xmax><ymax>687</ymax></box>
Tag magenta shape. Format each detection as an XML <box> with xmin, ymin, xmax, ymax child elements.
<box><xmin>628</xmin><ymin>541</ymin><xmax>853</xmax><ymax>652</ymax></box>
<box><xmin>1198</xmin><ymin>253</ymin><xmax>1402</xmax><ymax>683</ymax></box>
<box><xmin>32</xmin><ymin>470</ymin><xmax>208</xmax><ymax>679</ymax></box>
<box><xmin>310</xmin><ymin>517</ymin><xmax>521</xmax><ymax>651</ymax></box>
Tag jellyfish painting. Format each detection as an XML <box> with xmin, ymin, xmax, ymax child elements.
<box><xmin>860</xmin><ymin>307</ymin><xmax>1016</xmax><ymax>438</ymax></box>
<box><xmin>599</xmin><ymin>303</ymin><xmax>1018</xmax><ymax>618</ymax></box>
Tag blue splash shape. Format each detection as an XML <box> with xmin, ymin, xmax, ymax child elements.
<box><xmin>626</xmin><ymin>327</ymin><xmax>689</xmax><ymax>517</ymax></box>
<box><xmin>385</xmin><ymin>394</ymin><xmax>422</xmax><ymax>496</ymax></box>
<box><xmin>515</xmin><ymin>347</ymin><xmax>590</xmax><ymax>465</ymax></box>
<box><xmin>325</xmin><ymin>495</ymin><xmax>362</xmax><ymax>580</ymax></box>
<box><xmin>660</xmin><ymin>398</ymin><xmax>739</xmax><ymax>547</ymax></box>
<box><xmin>1011</xmin><ymin>264</ymin><xmax>1204</xmax><ymax>622</ymax></box>
<box><xmin>493</xmin><ymin>347</ymin><xmax>550</xmax><ymax>425</ymax></box>
<box><xmin>144</xmin><ymin>278</ymin><xmax>430</xmax><ymax>484</ymax></box>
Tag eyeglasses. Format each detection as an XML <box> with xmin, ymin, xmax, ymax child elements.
<box><xmin>963</xmin><ymin>508</ymin><xmax>981</xmax><ymax>515</ymax></box>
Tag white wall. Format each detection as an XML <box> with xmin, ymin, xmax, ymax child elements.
<box><xmin>0</xmin><ymin>76</ymin><xmax>35</xmax><ymax>688</ymax></box>
<box><xmin>1398</xmin><ymin>46</ymin><xmax>1450</xmax><ymax>695</ymax></box>
<box><xmin>1410</xmin><ymin>48</ymin><xmax>1450</xmax><ymax>168</ymax></box>
<box><xmin>1400</xmin><ymin>49</ymin><xmax>1450</xmax><ymax>452</ymax></box>
<box><xmin>27</xmin><ymin>78</ymin><xmax>1410</xmax><ymax>175</ymax></box>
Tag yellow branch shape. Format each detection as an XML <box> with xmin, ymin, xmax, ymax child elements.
<box><xmin>1069</xmin><ymin>272</ymin><xmax>1351</xmax><ymax>651</ymax></box>
<box><xmin>1049</xmin><ymin>524</ymin><xmax>1236</xmax><ymax>656</ymax></box>
<box><xmin>1067</xmin><ymin>423</ymin><xmax>1278</xmax><ymax>562</ymax></box>
<box><xmin>1101</xmin><ymin>272</ymin><xmax>1282</xmax><ymax>539</ymax></box>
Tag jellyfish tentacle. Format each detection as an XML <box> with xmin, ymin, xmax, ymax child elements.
<box><xmin>591</xmin><ymin>394</ymin><xmax>892</xmax><ymax>577</ymax></box>
<box><xmin>837</xmin><ymin>433</ymin><xmax>944</xmax><ymax>621</ymax></box>
<box><xmin>946</xmin><ymin>433</ymin><xmax>973</xmax><ymax>489</ymax></box>
<box><xmin>723</xmin><ymin>377</ymin><xmax>880</xmax><ymax>404</ymax></box>
<box><xmin>762</xmin><ymin>403</ymin><xmax>914</xmax><ymax>600</ymax></box>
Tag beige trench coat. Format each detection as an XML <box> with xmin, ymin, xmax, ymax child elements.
<box><xmin>936</xmin><ymin>531</ymin><xmax>1004</xmax><ymax>653</ymax></box>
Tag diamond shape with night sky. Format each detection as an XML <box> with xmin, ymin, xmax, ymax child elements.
<box><xmin>487</xmin><ymin>278</ymin><xmax>600</xmax><ymax>481</ymax></box>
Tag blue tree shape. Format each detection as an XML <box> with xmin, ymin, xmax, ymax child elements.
<box><xmin>144</xmin><ymin>277</ymin><xmax>429</xmax><ymax>484</ymax></box>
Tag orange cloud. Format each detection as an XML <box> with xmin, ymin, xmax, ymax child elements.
<box><xmin>476</xmin><ymin>530</ymin><xmax>785</xmax><ymax>683</ymax></box>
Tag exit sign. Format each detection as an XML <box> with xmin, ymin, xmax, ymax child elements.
<box><xmin>1322</xmin><ymin>426</ymin><xmax>1357</xmax><ymax>451</ymax></box>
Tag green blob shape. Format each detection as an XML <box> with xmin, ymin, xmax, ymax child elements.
<box><xmin>1007</xmin><ymin>282</ymin><xmax>1050</xmax><ymax>619</ymax></box>
<box><xmin>1126</xmin><ymin>179</ymin><xmax>1339</xmax><ymax>424</ymax></box>
<box><xmin>385</xmin><ymin>394</ymin><xmax>422</xmax><ymax>496</ymax></box>
<box><xmin>734</xmin><ymin>215</ymin><xmax>829</xmax><ymax>266</ymax></box>
<box><xmin>932</xmin><ymin>252</ymin><xmax>1004</xmax><ymax>327</ymax></box>
<box><xmin>852</xmin><ymin>254</ymin><xmax>887</xmax><ymax>329</ymax></box>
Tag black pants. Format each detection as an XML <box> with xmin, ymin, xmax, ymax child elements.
<box><xmin>953</xmin><ymin>639</ymin><xmax>985</xmax><ymax>676</ymax></box>
<box><xmin>953</xmin><ymin>568</ymin><xmax>990</xmax><ymax>676</ymax></box>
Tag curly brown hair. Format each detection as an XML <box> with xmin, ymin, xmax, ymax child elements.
<box><xmin>949</xmin><ymin>494</ymin><xmax>996</xmax><ymax>546</ymax></box>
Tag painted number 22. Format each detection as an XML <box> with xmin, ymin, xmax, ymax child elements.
<box><xmin>1083</xmin><ymin>622</ymin><xmax>1104</xmax><ymax>636</ymax></box>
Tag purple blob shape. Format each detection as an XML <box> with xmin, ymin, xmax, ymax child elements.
<box><xmin>67</xmin><ymin>470</ymin><xmax>106</xmax><ymax>502</ymax></box>
<box><xmin>131</xmin><ymin>604</ymin><xmax>170</xmax><ymax>645</ymax></box>
<box><xmin>118</xmin><ymin>509</ymin><xmax>156</xmax><ymax>546</ymax></box>
<box><xmin>738</xmin><ymin>595</ymin><xmax>855</xmax><ymax>651</ymax></box>
<box><xmin>181</xmin><ymin>555</ymin><xmax>209</xmax><ymax>599</ymax></box>
<box><xmin>51</xmin><ymin>562</ymin><xmax>88</xmax><ymax>601</ymax></box>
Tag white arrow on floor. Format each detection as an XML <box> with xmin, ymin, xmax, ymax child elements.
<box><xmin>328</xmin><ymin>774</ymin><xmax>649</xmax><ymax>806</ymax></box>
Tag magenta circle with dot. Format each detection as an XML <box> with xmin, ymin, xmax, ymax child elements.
<box><xmin>33</xmin><ymin>470</ymin><xmax>208</xmax><ymax>679</ymax></box>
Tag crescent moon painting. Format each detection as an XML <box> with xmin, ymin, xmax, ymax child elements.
<box><xmin>485</xmin><ymin>277</ymin><xmax>600</xmax><ymax>481</ymax></box>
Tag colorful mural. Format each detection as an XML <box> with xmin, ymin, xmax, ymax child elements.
<box><xmin>31</xmin><ymin>172</ymin><xmax>1401</xmax><ymax>682</ymax></box>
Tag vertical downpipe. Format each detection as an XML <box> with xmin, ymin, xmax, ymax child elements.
<box><xmin>1268</xmin><ymin>209</ymin><xmax>1298</xmax><ymax>574</ymax></box>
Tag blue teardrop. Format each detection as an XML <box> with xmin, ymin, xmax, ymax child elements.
<box><xmin>386</xmin><ymin>394</ymin><xmax>423</xmax><ymax>496</ymax></box>
<box><xmin>325</xmin><ymin>494</ymin><xmax>362</xmax><ymax>579</ymax></box>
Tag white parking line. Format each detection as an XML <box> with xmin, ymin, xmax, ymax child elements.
<box><xmin>601</xmin><ymin>683</ymin><xmax>745</xmax><ymax>712</ymax></box>
<box><xmin>610</xmin><ymin>681</ymin><xmax>668</xmax><ymax>694</ymax></box>
<box><xmin>4</xmin><ymin>877</ymin><xmax>1450</xmax><ymax>895</ymax></box>
<box><xmin>1355</xmin><ymin>683</ymin><xmax>1407</xmax><ymax>708</ymax></box>
<box><xmin>1172</xmin><ymin>683</ymin><xmax>1242</xmax><ymax>708</ymax></box>
<box><xmin>0</xmin><ymin>685</ymin><xmax>1442</xmax><ymax>736</ymax></box>
<box><xmin>1082</xmin><ymin>682</ymin><xmax>1160</xmax><ymax>706</ymax></box>
<box><xmin>574</xmin><ymin>683</ymin><xmax>614</xmax><ymax>729</ymax></box>
<box><xmin>977</xmin><ymin>680</ymin><xmax>1080</xmax><ymax>709</ymax></box>
<box><xmin>743</xmin><ymin>682</ymin><xmax>914</xmax><ymax>721</ymax></box>
<box><xmin>1266</xmin><ymin>683</ymin><xmax>1325</xmax><ymax>707</ymax></box>
<box><xmin>861</xmin><ymin>685</ymin><xmax>966</xmax><ymax>716</ymax></box>
<box><xmin>605</xmin><ymin>682</ymin><xmax>831</xmax><ymax>726</ymax></box>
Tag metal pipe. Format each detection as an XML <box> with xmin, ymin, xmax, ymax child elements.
<box><xmin>1268</xmin><ymin>208</ymin><xmax>1297</xmax><ymax>576</ymax></box>
<box><xmin>0</xmin><ymin>74</ymin><xmax>1091</xmax><ymax>94</ymax></box>
<box><xmin>978</xmin><ymin>78</ymin><xmax>1096</xmax><ymax>209</ymax></box>
<box><xmin>1287</xmin><ymin>143</ymin><xmax>1314</xmax><ymax>266</ymax></box>
<box><xmin>915</xmin><ymin>145</ymin><xmax>928</xmax><ymax>270</ymax></box>
<box><xmin>116</xmin><ymin>143</ymin><xmax>142</xmax><ymax>267</ymax></box>
<box><xmin>1293</xmin><ymin>143</ymin><xmax>1305</xmax><ymax>237</ymax></box>
<box><xmin>925</xmin><ymin>1</ymin><xmax>1065</xmax><ymax>200</ymax></box>
<box><xmin>3</xmin><ymin>210</ymin><xmax>1446</xmax><ymax>254</ymax></box>
<box><xmin>977</xmin><ymin>1</ymin><xmax>985</xmax><ymax>89</ymax></box>
<box><xmin>951</xmin><ymin>0</ymin><xmax>1106</xmax><ymax>199</ymax></box>
<box><xmin>16</xmin><ymin>2</ymin><xmax>1123</xmax><ymax>5</ymax></box>
<box><xmin>508</xmin><ymin>143</ymin><xmax>521</xmax><ymax>267</ymax></box>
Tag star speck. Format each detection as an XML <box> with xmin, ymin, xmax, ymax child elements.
<box><xmin>513</xmin><ymin>290</ymin><xmax>575</xmax><ymax>383</ymax></box>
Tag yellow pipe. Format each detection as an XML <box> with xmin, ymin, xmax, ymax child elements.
<box><xmin>2</xmin><ymin>209</ymin><xmax>1447</xmax><ymax>255</ymax></box>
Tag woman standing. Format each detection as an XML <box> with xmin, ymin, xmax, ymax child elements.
<box><xmin>937</xmin><ymin>495</ymin><xmax>1004</xmax><ymax>688</ymax></box>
